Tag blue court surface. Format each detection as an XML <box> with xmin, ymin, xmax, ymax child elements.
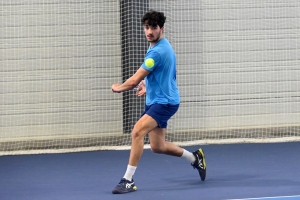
<box><xmin>229</xmin><ymin>195</ymin><xmax>300</xmax><ymax>200</ymax></box>
<box><xmin>0</xmin><ymin>142</ymin><xmax>299</xmax><ymax>200</ymax></box>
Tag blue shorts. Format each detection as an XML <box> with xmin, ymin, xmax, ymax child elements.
<box><xmin>141</xmin><ymin>104</ymin><xmax>179</xmax><ymax>128</ymax></box>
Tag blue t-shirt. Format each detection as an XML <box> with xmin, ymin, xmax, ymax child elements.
<box><xmin>141</xmin><ymin>38</ymin><xmax>180</xmax><ymax>105</ymax></box>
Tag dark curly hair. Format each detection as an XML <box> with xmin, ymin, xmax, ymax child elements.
<box><xmin>141</xmin><ymin>10</ymin><xmax>166</xmax><ymax>28</ymax></box>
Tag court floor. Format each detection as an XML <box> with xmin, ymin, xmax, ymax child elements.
<box><xmin>0</xmin><ymin>142</ymin><xmax>299</xmax><ymax>200</ymax></box>
<box><xmin>229</xmin><ymin>195</ymin><xmax>300</xmax><ymax>200</ymax></box>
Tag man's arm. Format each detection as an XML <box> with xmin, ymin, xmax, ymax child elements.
<box><xmin>111</xmin><ymin>67</ymin><xmax>150</xmax><ymax>93</ymax></box>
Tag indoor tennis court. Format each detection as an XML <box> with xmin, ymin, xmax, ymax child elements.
<box><xmin>1</xmin><ymin>1</ymin><xmax>300</xmax><ymax>200</ymax></box>
<box><xmin>1</xmin><ymin>142</ymin><xmax>300</xmax><ymax>200</ymax></box>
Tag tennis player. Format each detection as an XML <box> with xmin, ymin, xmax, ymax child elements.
<box><xmin>111</xmin><ymin>10</ymin><xmax>206</xmax><ymax>194</ymax></box>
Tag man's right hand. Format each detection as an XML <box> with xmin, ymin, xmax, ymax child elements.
<box><xmin>136</xmin><ymin>81</ymin><xmax>146</xmax><ymax>97</ymax></box>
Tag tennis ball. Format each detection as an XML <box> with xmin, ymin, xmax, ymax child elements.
<box><xmin>145</xmin><ymin>58</ymin><xmax>154</xmax><ymax>68</ymax></box>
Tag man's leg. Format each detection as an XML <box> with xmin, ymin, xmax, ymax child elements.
<box><xmin>128</xmin><ymin>114</ymin><xmax>158</xmax><ymax>166</ymax></box>
<box><xmin>112</xmin><ymin>114</ymin><xmax>157</xmax><ymax>194</ymax></box>
<box><xmin>148</xmin><ymin>127</ymin><xmax>195</xmax><ymax>163</ymax></box>
<box><xmin>148</xmin><ymin>127</ymin><xmax>184</xmax><ymax>156</ymax></box>
<box><xmin>148</xmin><ymin>127</ymin><xmax>207</xmax><ymax>181</ymax></box>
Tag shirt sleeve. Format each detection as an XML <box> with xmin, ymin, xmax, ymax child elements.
<box><xmin>141</xmin><ymin>50</ymin><xmax>161</xmax><ymax>72</ymax></box>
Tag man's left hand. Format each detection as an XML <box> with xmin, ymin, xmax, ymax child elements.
<box><xmin>111</xmin><ymin>84</ymin><xmax>121</xmax><ymax>93</ymax></box>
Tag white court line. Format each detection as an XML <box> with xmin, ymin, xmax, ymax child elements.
<box><xmin>227</xmin><ymin>195</ymin><xmax>300</xmax><ymax>200</ymax></box>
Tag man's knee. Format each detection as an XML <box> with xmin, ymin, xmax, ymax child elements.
<box><xmin>131</xmin><ymin>125</ymin><xmax>148</xmax><ymax>139</ymax></box>
<box><xmin>131</xmin><ymin>116</ymin><xmax>157</xmax><ymax>139</ymax></box>
<box><xmin>150</xmin><ymin>144</ymin><xmax>164</xmax><ymax>154</ymax></box>
<box><xmin>131</xmin><ymin>129</ymin><xmax>143</xmax><ymax>139</ymax></box>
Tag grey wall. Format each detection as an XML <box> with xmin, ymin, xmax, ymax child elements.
<box><xmin>151</xmin><ymin>0</ymin><xmax>300</xmax><ymax>133</ymax></box>
<box><xmin>0</xmin><ymin>0</ymin><xmax>123</xmax><ymax>141</ymax></box>
<box><xmin>0</xmin><ymin>0</ymin><xmax>299</xmax><ymax>146</ymax></box>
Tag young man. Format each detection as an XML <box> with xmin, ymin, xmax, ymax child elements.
<box><xmin>111</xmin><ymin>10</ymin><xmax>206</xmax><ymax>194</ymax></box>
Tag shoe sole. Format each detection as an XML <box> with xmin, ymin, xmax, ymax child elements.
<box><xmin>112</xmin><ymin>186</ymin><xmax>137</xmax><ymax>194</ymax></box>
<box><xmin>112</xmin><ymin>190</ymin><xmax>136</xmax><ymax>194</ymax></box>
<box><xmin>198</xmin><ymin>148</ymin><xmax>206</xmax><ymax>181</ymax></box>
<box><xmin>199</xmin><ymin>148</ymin><xmax>206</xmax><ymax>169</ymax></box>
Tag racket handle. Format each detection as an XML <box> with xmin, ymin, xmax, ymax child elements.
<box><xmin>133</xmin><ymin>82</ymin><xmax>143</xmax><ymax>91</ymax></box>
<box><xmin>133</xmin><ymin>86</ymin><xmax>140</xmax><ymax>91</ymax></box>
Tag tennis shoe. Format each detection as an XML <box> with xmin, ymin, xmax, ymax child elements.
<box><xmin>191</xmin><ymin>148</ymin><xmax>206</xmax><ymax>181</ymax></box>
<box><xmin>112</xmin><ymin>178</ymin><xmax>137</xmax><ymax>194</ymax></box>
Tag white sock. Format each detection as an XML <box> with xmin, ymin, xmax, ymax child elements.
<box><xmin>181</xmin><ymin>149</ymin><xmax>196</xmax><ymax>163</ymax></box>
<box><xmin>123</xmin><ymin>165</ymin><xmax>137</xmax><ymax>181</ymax></box>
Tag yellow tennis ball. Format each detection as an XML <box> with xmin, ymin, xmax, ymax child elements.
<box><xmin>145</xmin><ymin>58</ymin><xmax>154</xmax><ymax>68</ymax></box>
